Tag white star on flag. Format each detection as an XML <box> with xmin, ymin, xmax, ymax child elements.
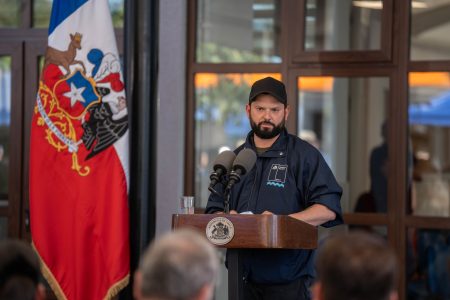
<box><xmin>64</xmin><ymin>82</ymin><xmax>86</xmax><ymax>107</ymax></box>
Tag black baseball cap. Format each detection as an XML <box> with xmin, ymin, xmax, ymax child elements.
<box><xmin>249</xmin><ymin>77</ymin><xmax>287</xmax><ymax>106</ymax></box>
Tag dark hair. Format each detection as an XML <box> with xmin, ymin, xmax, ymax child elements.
<box><xmin>315</xmin><ymin>232</ymin><xmax>397</xmax><ymax>300</ymax></box>
<box><xmin>0</xmin><ymin>277</ymin><xmax>37</xmax><ymax>300</ymax></box>
<box><xmin>0</xmin><ymin>240</ymin><xmax>42</xmax><ymax>300</ymax></box>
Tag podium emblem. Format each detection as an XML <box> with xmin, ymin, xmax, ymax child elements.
<box><xmin>206</xmin><ymin>217</ymin><xmax>235</xmax><ymax>245</ymax></box>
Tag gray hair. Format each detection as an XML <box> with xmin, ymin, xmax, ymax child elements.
<box><xmin>139</xmin><ymin>229</ymin><xmax>219</xmax><ymax>300</ymax></box>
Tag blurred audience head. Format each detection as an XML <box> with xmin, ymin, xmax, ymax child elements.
<box><xmin>0</xmin><ymin>239</ymin><xmax>45</xmax><ymax>300</ymax></box>
<box><xmin>312</xmin><ymin>231</ymin><xmax>398</xmax><ymax>300</ymax></box>
<box><xmin>134</xmin><ymin>229</ymin><xmax>219</xmax><ymax>300</ymax></box>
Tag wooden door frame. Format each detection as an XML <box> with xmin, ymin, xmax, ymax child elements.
<box><xmin>0</xmin><ymin>42</ymin><xmax>24</xmax><ymax>238</ymax></box>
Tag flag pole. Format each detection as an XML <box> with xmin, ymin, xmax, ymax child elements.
<box><xmin>125</xmin><ymin>0</ymin><xmax>159</xmax><ymax>298</ymax></box>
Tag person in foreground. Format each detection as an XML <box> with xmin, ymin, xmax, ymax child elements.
<box><xmin>0</xmin><ymin>239</ymin><xmax>46</xmax><ymax>300</ymax></box>
<box><xmin>133</xmin><ymin>229</ymin><xmax>219</xmax><ymax>300</ymax></box>
<box><xmin>206</xmin><ymin>76</ymin><xmax>343</xmax><ymax>300</ymax></box>
<box><xmin>312</xmin><ymin>231</ymin><xmax>398</xmax><ymax>300</ymax></box>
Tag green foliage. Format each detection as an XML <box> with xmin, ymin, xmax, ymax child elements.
<box><xmin>0</xmin><ymin>126</ymin><xmax>9</xmax><ymax>155</ymax></box>
<box><xmin>0</xmin><ymin>0</ymin><xmax>20</xmax><ymax>27</ymax></box>
<box><xmin>0</xmin><ymin>57</ymin><xmax>11</xmax><ymax>71</ymax></box>
<box><xmin>109</xmin><ymin>0</ymin><xmax>124</xmax><ymax>28</ymax></box>
<box><xmin>0</xmin><ymin>126</ymin><xmax>10</xmax><ymax>195</ymax></box>
<box><xmin>196</xmin><ymin>75</ymin><xmax>249</xmax><ymax>126</ymax></box>
<box><xmin>3</xmin><ymin>0</ymin><xmax>124</xmax><ymax>28</ymax></box>
<box><xmin>197</xmin><ymin>42</ymin><xmax>263</xmax><ymax>63</ymax></box>
<box><xmin>33</xmin><ymin>0</ymin><xmax>52</xmax><ymax>28</ymax></box>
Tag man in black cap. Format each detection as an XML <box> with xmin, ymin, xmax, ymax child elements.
<box><xmin>0</xmin><ymin>239</ymin><xmax>46</xmax><ymax>300</ymax></box>
<box><xmin>206</xmin><ymin>76</ymin><xmax>343</xmax><ymax>300</ymax></box>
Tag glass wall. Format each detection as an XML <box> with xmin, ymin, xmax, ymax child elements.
<box><xmin>33</xmin><ymin>0</ymin><xmax>52</xmax><ymax>28</ymax></box>
<box><xmin>298</xmin><ymin>76</ymin><xmax>390</xmax><ymax>214</ymax></box>
<box><xmin>409</xmin><ymin>72</ymin><xmax>450</xmax><ymax>217</ymax></box>
<box><xmin>194</xmin><ymin>73</ymin><xmax>280</xmax><ymax>206</ymax></box>
<box><xmin>0</xmin><ymin>56</ymin><xmax>11</xmax><ymax>201</ymax></box>
<box><xmin>304</xmin><ymin>0</ymin><xmax>382</xmax><ymax>51</ymax></box>
<box><xmin>406</xmin><ymin>229</ymin><xmax>450</xmax><ymax>299</ymax></box>
<box><xmin>319</xmin><ymin>224</ymin><xmax>388</xmax><ymax>241</ymax></box>
<box><xmin>196</xmin><ymin>0</ymin><xmax>281</xmax><ymax>63</ymax></box>
<box><xmin>0</xmin><ymin>217</ymin><xmax>6</xmax><ymax>240</ymax></box>
<box><xmin>33</xmin><ymin>0</ymin><xmax>125</xmax><ymax>28</ymax></box>
<box><xmin>189</xmin><ymin>1</ymin><xmax>450</xmax><ymax>299</ymax></box>
<box><xmin>108</xmin><ymin>0</ymin><xmax>125</xmax><ymax>28</ymax></box>
<box><xmin>0</xmin><ymin>55</ymin><xmax>11</xmax><ymax>240</ymax></box>
<box><xmin>410</xmin><ymin>0</ymin><xmax>450</xmax><ymax>61</ymax></box>
<box><xmin>0</xmin><ymin>0</ymin><xmax>20</xmax><ymax>27</ymax></box>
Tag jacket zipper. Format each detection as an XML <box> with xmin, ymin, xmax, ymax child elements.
<box><xmin>247</xmin><ymin>160</ymin><xmax>259</xmax><ymax>212</ymax></box>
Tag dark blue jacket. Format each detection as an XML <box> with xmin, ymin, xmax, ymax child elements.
<box><xmin>205</xmin><ymin>129</ymin><xmax>343</xmax><ymax>283</ymax></box>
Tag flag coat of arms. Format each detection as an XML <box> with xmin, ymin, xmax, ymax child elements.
<box><xmin>30</xmin><ymin>0</ymin><xmax>130</xmax><ymax>299</ymax></box>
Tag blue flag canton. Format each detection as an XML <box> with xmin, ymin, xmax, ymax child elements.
<box><xmin>48</xmin><ymin>0</ymin><xmax>89</xmax><ymax>35</ymax></box>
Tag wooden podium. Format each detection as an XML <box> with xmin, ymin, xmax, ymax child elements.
<box><xmin>172</xmin><ymin>214</ymin><xmax>318</xmax><ymax>299</ymax></box>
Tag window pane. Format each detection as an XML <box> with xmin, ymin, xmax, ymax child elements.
<box><xmin>407</xmin><ymin>229</ymin><xmax>450</xmax><ymax>299</ymax></box>
<box><xmin>0</xmin><ymin>216</ymin><xmax>7</xmax><ymax>240</ymax></box>
<box><xmin>196</xmin><ymin>0</ymin><xmax>281</xmax><ymax>63</ymax></box>
<box><xmin>304</xmin><ymin>0</ymin><xmax>382</xmax><ymax>51</ymax></box>
<box><xmin>33</xmin><ymin>0</ymin><xmax>124</xmax><ymax>28</ymax></box>
<box><xmin>298</xmin><ymin>76</ymin><xmax>390</xmax><ymax>213</ymax></box>
<box><xmin>109</xmin><ymin>0</ymin><xmax>124</xmax><ymax>28</ymax></box>
<box><xmin>409</xmin><ymin>72</ymin><xmax>450</xmax><ymax>217</ymax></box>
<box><xmin>33</xmin><ymin>0</ymin><xmax>52</xmax><ymax>28</ymax></box>
<box><xmin>39</xmin><ymin>56</ymin><xmax>45</xmax><ymax>78</ymax></box>
<box><xmin>411</xmin><ymin>0</ymin><xmax>450</xmax><ymax>61</ymax></box>
<box><xmin>0</xmin><ymin>0</ymin><xmax>20</xmax><ymax>27</ymax></box>
<box><xmin>319</xmin><ymin>225</ymin><xmax>388</xmax><ymax>240</ymax></box>
<box><xmin>0</xmin><ymin>57</ymin><xmax>11</xmax><ymax>199</ymax></box>
<box><xmin>195</xmin><ymin>73</ymin><xmax>280</xmax><ymax>206</ymax></box>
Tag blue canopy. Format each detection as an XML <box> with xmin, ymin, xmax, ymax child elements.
<box><xmin>409</xmin><ymin>90</ymin><xmax>450</xmax><ymax>126</ymax></box>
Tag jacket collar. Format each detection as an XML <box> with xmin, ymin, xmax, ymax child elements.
<box><xmin>244</xmin><ymin>129</ymin><xmax>289</xmax><ymax>157</ymax></box>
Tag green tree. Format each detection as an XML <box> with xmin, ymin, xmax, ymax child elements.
<box><xmin>0</xmin><ymin>0</ymin><xmax>20</xmax><ymax>27</ymax></box>
<box><xmin>197</xmin><ymin>75</ymin><xmax>249</xmax><ymax>126</ymax></box>
<box><xmin>197</xmin><ymin>42</ymin><xmax>263</xmax><ymax>63</ymax></box>
<box><xmin>0</xmin><ymin>57</ymin><xmax>11</xmax><ymax>71</ymax></box>
<box><xmin>109</xmin><ymin>0</ymin><xmax>124</xmax><ymax>28</ymax></box>
<box><xmin>33</xmin><ymin>0</ymin><xmax>52</xmax><ymax>28</ymax></box>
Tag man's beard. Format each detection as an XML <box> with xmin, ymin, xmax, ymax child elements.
<box><xmin>250</xmin><ymin>118</ymin><xmax>285</xmax><ymax>139</ymax></box>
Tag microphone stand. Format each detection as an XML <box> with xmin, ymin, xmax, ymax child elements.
<box><xmin>223</xmin><ymin>169</ymin><xmax>241</xmax><ymax>214</ymax></box>
<box><xmin>223</xmin><ymin>190</ymin><xmax>231</xmax><ymax>214</ymax></box>
<box><xmin>209</xmin><ymin>180</ymin><xmax>230</xmax><ymax>213</ymax></box>
<box><xmin>208</xmin><ymin>186</ymin><xmax>222</xmax><ymax>197</ymax></box>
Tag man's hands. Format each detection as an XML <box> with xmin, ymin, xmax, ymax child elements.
<box><xmin>214</xmin><ymin>205</ymin><xmax>335</xmax><ymax>227</ymax></box>
<box><xmin>288</xmin><ymin>204</ymin><xmax>336</xmax><ymax>226</ymax></box>
<box><xmin>214</xmin><ymin>210</ymin><xmax>238</xmax><ymax>214</ymax></box>
<box><xmin>215</xmin><ymin>210</ymin><xmax>272</xmax><ymax>214</ymax></box>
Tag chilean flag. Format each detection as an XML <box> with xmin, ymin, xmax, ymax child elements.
<box><xmin>29</xmin><ymin>0</ymin><xmax>130</xmax><ymax>299</ymax></box>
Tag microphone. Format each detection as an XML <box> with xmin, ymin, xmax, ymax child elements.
<box><xmin>225</xmin><ymin>148</ymin><xmax>257</xmax><ymax>193</ymax></box>
<box><xmin>208</xmin><ymin>150</ymin><xmax>236</xmax><ymax>192</ymax></box>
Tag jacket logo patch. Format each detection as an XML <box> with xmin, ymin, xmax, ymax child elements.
<box><xmin>266</xmin><ymin>164</ymin><xmax>287</xmax><ymax>188</ymax></box>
